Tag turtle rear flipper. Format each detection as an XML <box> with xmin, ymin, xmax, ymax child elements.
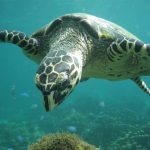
<box><xmin>0</xmin><ymin>30</ymin><xmax>39</xmax><ymax>56</ymax></box>
<box><xmin>131</xmin><ymin>76</ymin><xmax>150</xmax><ymax>95</ymax></box>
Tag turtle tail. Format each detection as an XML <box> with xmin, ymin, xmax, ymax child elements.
<box><xmin>0</xmin><ymin>30</ymin><xmax>39</xmax><ymax>55</ymax></box>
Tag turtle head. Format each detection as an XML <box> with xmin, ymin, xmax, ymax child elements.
<box><xmin>35</xmin><ymin>51</ymin><xmax>82</xmax><ymax>111</ymax></box>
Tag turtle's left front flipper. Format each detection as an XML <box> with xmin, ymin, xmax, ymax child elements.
<box><xmin>107</xmin><ymin>37</ymin><xmax>150</xmax><ymax>95</ymax></box>
<box><xmin>131</xmin><ymin>76</ymin><xmax>150</xmax><ymax>95</ymax></box>
<box><xmin>0</xmin><ymin>30</ymin><xmax>39</xmax><ymax>55</ymax></box>
<box><xmin>107</xmin><ymin>37</ymin><xmax>150</xmax><ymax>62</ymax></box>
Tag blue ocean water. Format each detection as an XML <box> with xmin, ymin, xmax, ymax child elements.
<box><xmin>0</xmin><ymin>0</ymin><xmax>150</xmax><ymax>149</ymax></box>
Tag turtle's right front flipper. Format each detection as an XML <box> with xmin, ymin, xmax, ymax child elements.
<box><xmin>0</xmin><ymin>30</ymin><xmax>39</xmax><ymax>56</ymax></box>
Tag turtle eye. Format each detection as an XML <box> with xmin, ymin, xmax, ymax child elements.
<box><xmin>61</xmin><ymin>80</ymin><xmax>70</xmax><ymax>89</ymax></box>
<box><xmin>57</xmin><ymin>71</ymin><xmax>69</xmax><ymax>83</ymax></box>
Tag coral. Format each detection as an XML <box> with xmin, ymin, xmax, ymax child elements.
<box><xmin>81</xmin><ymin>112</ymin><xmax>136</xmax><ymax>149</ymax></box>
<box><xmin>28</xmin><ymin>132</ymin><xmax>99</xmax><ymax>150</ymax></box>
<box><xmin>0</xmin><ymin>120</ymin><xmax>44</xmax><ymax>150</ymax></box>
<box><xmin>107</xmin><ymin>123</ymin><xmax>150</xmax><ymax>150</ymax></box>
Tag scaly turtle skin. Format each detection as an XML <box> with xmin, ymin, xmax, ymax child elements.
<box><xmin>0</xmin><ymin>13</ymin><xmax>150</xmax><ymax>111</ymax></box>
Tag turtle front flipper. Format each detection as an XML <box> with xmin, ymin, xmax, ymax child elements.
<box><xmin>107</xmin><ymin>37</ymin><xmax>150</xmax><ymax>63</ymax></box>
<box><xmin>107</xmin><ymin>37</ymin><xmax>150</xmax><ymax>73</ymax></box>
<box><xmin>107</xmin><ymin>37</ymin><xmax>150</xmax><ymax>95</ymax></box>
<box><xmin>131</xmin><ymin>76</ymin><xmax>150</xmax><ymax>95</ymax></box>
<box><xmin>0</xmin><ymin>30</ymin><xmax>39</xmax><ymax>57</ymax></box>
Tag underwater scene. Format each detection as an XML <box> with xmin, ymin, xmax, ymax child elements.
<box><xmin>0</xmin><ymin>0</ymin><xmax>150</xmax><ymax>149</ymax></box>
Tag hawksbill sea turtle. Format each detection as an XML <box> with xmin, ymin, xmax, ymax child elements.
<box><xmin>0</xmin><ymin>13</ymin><xmax>150</xmax><ymax>111</ymax></box>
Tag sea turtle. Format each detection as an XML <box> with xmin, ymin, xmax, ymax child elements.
<box><xmin>0</xmin><ymin>13</ymin><xmax>150</xmax><ymax>111</ymax></box>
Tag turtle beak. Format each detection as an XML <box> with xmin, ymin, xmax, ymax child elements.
<box><xmin>43</xmin><ymin>95</ymin><xmax>49</xmax><ymax>111</ymax></box>
<box><xmin>43</xmin><ymin>88</ymin><xmax>70</xmax><ymax>112</ymax></box>
<box><xmin>43</xmin><ymin>92</ymin><xmax>57</xmax><ymax>112</ymax></box>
